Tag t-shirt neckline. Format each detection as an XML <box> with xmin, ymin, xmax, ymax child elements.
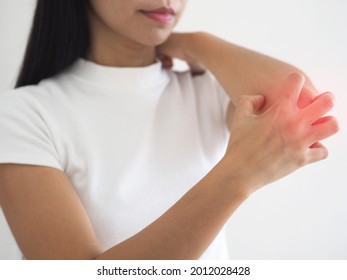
<box><xmin>67</xmin><ymin>58</ymin><xmax>169</xmax><ymax>91</ymax></box>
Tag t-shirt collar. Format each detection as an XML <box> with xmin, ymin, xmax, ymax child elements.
<box><xmin>67</xmin><ymin>58</ymin><xmax>169</xmax><ymax>91</ymax></box>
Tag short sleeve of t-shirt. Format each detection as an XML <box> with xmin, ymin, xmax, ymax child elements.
<box><xmin>0</xmin><ymin>90</ymin><xmax>62</xmax><ymax>170</ymax></box>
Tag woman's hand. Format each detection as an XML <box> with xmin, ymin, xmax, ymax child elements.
<box><xmin>157</xmin><ymin>33</ymin><xmax>206</xmax><ymax>74</ymax></box>
<box><xmin>224</xmin><ymin>73</ymin><xmax>339</xmax><ymax>195</ymax></box>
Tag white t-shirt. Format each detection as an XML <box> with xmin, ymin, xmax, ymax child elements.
<box><xmin>0</xmin><ymin>58</ymin><xmax>231</xmax><ymax>260</ymax></box>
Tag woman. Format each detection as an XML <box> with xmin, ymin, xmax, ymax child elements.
<box><xmin>0</xmin><ymin>0</ymin><xmax>338</xmax><ymax>259</ymax></box>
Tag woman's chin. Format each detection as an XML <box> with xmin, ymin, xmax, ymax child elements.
<box><xmin>136</xmin><ymin>31</ymin><xmax>173</xmax><ymax>47</ymax></box>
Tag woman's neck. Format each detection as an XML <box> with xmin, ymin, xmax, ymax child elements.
<box><xmin>86</xmin><ymin>11</ymin><xmax>156</xmax><ymax>68</ymax></box>
<box><xmin>87</xmin><ymin>36</ymin><xmax>156</xmax><ymax>68</ymax></box>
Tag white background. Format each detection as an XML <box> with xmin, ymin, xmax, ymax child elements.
<box><xmin>0</xmin><ymin>0</ymin><xmax>346</xmax><ymax>259</ymax></box>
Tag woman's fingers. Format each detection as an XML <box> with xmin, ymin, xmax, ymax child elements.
<box><xmin>237</xmin><ymin>95</ymin><xmax>266</xmax><ymax>118</ymax></box>
<box><xmin>268</xmin><ymin>73</ymin><xmax>305</xmax><ymax>119</ymax></box>
<box><xmin>307</xmin><ymin>116</ymin><xmax>339</xmax><ymax>144</ymax></box>
<box><xmin>297</xmin><ymin>77</ymin><xmax>319</xmax><ymax>109</ymax></box>
<box><xmin>309</xmin><ymin>141</ymin><xmax>324</xmax><ymax>149</ymax></box>
<box><xmin>278</xmin><ymin>72</ymin><xmax>306</xmax><ymax>108</ymax></box>
<box><xmin>302</xmin><ymin>92</ymin><xmax>335</xmax><ymax>124</ymax></box>
<box><xmin>307</xmin><ymin>143</ymin><xmax>329</xmax><ymax>164</ymax></box>
<box><xmin>187</xmin><ymin>62</ymin><xmax>206</xmax><ymax>76</ymax></box>
<box><xmin>157</xmin><ymin>53</ymin><xmax>173</xmax><ymax>68</ymax></box>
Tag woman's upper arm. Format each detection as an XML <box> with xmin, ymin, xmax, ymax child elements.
<box><xmin>0</xmin><ymin>164</ymin><xmax>101</xmax><ymax>259</ymax></box>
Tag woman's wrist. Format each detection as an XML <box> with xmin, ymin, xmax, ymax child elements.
<box><xmin>185</xmin><ymin>32</ymin><xmax>223</xmax><ymax>69</ymax></box>
<box><xmin>175</xmin><ymin>32</ymin><xmax>209</xmax><ymax>73</ymax></box>
<box><xmin>214</xmin><ymin>156</ymin><xmax>255</xmax><ymax>201</ymax></box>
<box><xmin>182</xmin><ymin>32</ymin><xmax>210</xmax><ymax>64</ymax></box>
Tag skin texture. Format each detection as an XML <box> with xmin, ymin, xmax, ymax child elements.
<box><xmin>0</xmin><ymin>1</ymin><xmax>339</xmax><ymax>259</ymax></box>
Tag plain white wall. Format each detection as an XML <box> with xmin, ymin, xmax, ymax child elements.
<box><xmin>1</xmin><ymin>0</ymin><xmax>346</xmax><ymax>259</ymax></box>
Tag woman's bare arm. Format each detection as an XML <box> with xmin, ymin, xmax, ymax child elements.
<box><xmin>0</xmin><ymin>160</ymin><xmax>247</xmax><ymax>260</ymax></box>
<box><xmin>158</xmin><ymin>32</ymin><xmax>319</xmax><ymax>109</ymax></box>
<box><xmin>0</xmin><ymin>74</ymin><xmax>338</xmax><ymax>260</ymax></box>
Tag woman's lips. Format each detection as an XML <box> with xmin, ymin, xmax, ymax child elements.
<box><xmin>140</xmin><ymin>7</ymin><xmax>175</xmax><ymax>24</ymax></box>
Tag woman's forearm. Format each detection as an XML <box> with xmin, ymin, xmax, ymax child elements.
<box><xmin>186</xmin><ymin>32</ymin><xmax>315</xmax><ymax>107</ymax></box>
<box><xmin>96</xmin><ymin>157</ymin><xmax>249</xmax><ymax>260</ymax></box>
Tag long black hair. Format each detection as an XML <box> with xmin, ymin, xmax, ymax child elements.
<box><xmin>15</xmin><ymin>0</ymin><xmax>90</xmax><ymax>88</ymax></box>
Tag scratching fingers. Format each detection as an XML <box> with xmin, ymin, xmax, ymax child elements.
<box><xmin>307</xmin><ymin>144</ymin><xmax>329</xmax><ymax>164</ymax></box>
<box><xmin>279</xmin><ymin>72</ymin><xmax>306</xmax><ymax>107</ymax></box>
<box><xmin>303</xmin><ymin>92</ymin><xmax>335</xmax><ymax>124</ymax></box>
<box><xmin>308</xmin><ymin>116</ymin><xmax>339</xmax><ymax>144</ymax></box>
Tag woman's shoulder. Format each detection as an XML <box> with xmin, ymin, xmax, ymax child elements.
<box><xmin>0</xmin><ymin>72</ymin><xmax>71</xmax><ymax>114</ymax></box>
<box><xmin>0</xmin><ymin>91</ymin><xmax>43</xmax><ymax>132</ymax></box>
<box><xmin>0</xmin><ymin>80</ymin><xmax>63</xmax><ymax>126</ymax></box>
<box><xmin>1</xmin><ymin>85</ymin><xmax>47</xmax><ymax>111</ymax></box>
<box><xmin>0</xmin><ymin>86</ymin><xmax>38</xmax><ymax>108</ymax></box>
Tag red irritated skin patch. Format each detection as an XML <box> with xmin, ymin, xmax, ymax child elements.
<box><xmin>309</xmin><ymin>92</ymin><xmax>336</xmax><ymax>125</ymax></box>
<box><xmin>264</xmin><ymin>73</ymin><xmax>338</xmax><ymax>152</ymax></box>
<box><xmin>226</xmin><ymin>72</ymin><xmax>339</xmax><ymax>190</ymax></box>
<box><xmin>303</xmin><ymin>92</ymin><xmax>335</xmax><ymax>123</ymax></box>
<box><xmin>300</xmin><ymin>91</ymin><xmax>339</xmax><ymax>145</ymax></box>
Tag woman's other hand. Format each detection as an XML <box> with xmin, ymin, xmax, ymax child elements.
<box><xmin>157</xmin><ymin>32</ymin><xmax>206</xmax><ymax>75</ymax></box>
<box><xmin>224</xmin><ymin>73</ymin><xmax>339</xmax><ymax>195</ymax></box>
